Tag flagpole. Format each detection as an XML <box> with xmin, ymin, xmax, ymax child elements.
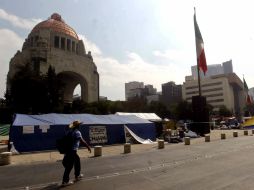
<box><xmin>197</xmin><ymin>54</ymin><xmax>202</xmax><ymax>96</ymax></box>
<box><xmin>194</xmin><ymin>7</ymin><xmax>202</xmax><ymax>96</ymax></box>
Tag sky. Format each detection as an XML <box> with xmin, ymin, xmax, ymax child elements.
<box><xmin>0</xmin><ymin>0</ymin><xmax>254</xmax><ymax>101</ymax></box>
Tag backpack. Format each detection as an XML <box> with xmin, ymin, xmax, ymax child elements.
<box><xmin>56</xmin><ymin>132</ymin><xmax>74</xmax><ymax>154</ymax></box>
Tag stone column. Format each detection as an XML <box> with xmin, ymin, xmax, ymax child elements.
<box><xmin>158</xmin><ymin>140</ymin><xmax>165</xmax><ymax>149</ymax></box>
<box><xmin>94</xmin><ymin>146</ymin><xmax>102</xmax><ymax>157</ymax></box>
<box><xmin>184</xmin><ymin>137</ymin><xmax>190</xmax><ymax>145</ymax></box>
<box><xmin>124</xmin><ymin>143</ymin><xmax>131</xmax><ymax>153</ymax></box>
<box><xmin>205</xmin><ymin>134</ymin><xmax>210</xmax><ymax>142</ymax></box>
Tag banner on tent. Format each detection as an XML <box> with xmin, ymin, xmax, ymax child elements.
<box><xmin>23</xmin><ymin>126</ymin><xmax>34</xmax><ymax>134</ymax></box>
<box><xmin>89</xmin><ymin>126</ymin><xmax>108</xmax><ymax>144</ymax></box>
<box><xmin>39</xmin><ymin>125</ymin><xmax>50</xmax><ymax>133</ymax></box>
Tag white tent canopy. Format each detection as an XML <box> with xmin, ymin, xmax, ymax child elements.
<box><xmin>116</xmin><ymin>112</ymin><xmax>162</xmax><ymax>122</ymax></box>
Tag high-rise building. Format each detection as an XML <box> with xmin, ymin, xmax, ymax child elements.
<box><xmin>191</xmin><ymin>60</ymin><xmax>233</xmax><ymax>79</ymax></box>
<box><xmin>125</xmin><ymin>81</ymin><xmax>144</xmax><ymax>100</ymax></box>
<box><xmin>248</xmin><ymin>87</ymin><xmax>254</xmax><ymax>101</ymax></box>
<box><xmin>125</xmin><ymin>82</ymin><xmax>157</xmax><ymax>101</ymax></box>
<box><xmin>144</xmin><ymin>85</ymin><xmax>157</xmax><ymax>96</ymax></box>
<box><xmin>222</xmin><ymin>60</ymin><xmax>233</xmax><ymax>74</ymax></box>
<box><xmin>182</xmin><ymin>73</ymin><xmax>245</xmax><ymax>115</ymax></box>
<box><xmin>161</xmin><ymin>81</ymin><xmax>182</xmax><ymax>108</ymax></box>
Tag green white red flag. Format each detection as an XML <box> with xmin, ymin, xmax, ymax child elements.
<box><xmin>243</xmin><ymin>77</ymin><xmax>252</xmax><ymax>104</ymax></box>
<box><xmin>194</xmin><ymin>10</ymin><xmax>207</xmax><ymax>75</ymax></box>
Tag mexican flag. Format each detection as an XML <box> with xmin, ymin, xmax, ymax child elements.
<box><xmin>243</xmin><ymin>78</ymin><xmax>252</xmax><ymax>104</ymax></box>
<box><xmin>194</xmin><ymin>10</ymin><xmax>207</xmax><ymax>75</ymax></box>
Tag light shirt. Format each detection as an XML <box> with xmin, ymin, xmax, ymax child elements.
<box><xmin>72</xmin><ymin>129</ymin><xmax>82</xmax><ymax>151</ymax></box>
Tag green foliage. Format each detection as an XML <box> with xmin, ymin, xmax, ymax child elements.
<box><xmin>244</xmin><ymin>103</ymin><xmax>254</xmax><ymax>116</ymax></box>
<box><xmin>218</xmin><ymin>105</ymin><xmax>232</xmax><ymax>117</ymax></box>
<box><xmin>71</xmin><ymin>98</ymin><xmax>171</xmax><ymax>119</ymax></box>
<box><xmin>148</xmin><ymin>101</ymin><xmax>171</xmax><ymax>119</ymax></box>
<box><xmin>172</xmin><ymin>100</ymin><xmax>192</xmax><ymax>120</ymax></box>
<box><xmin>6</xmin><ymin>64</ymin><xmax>64</xmax><ymax>114</ymax></box>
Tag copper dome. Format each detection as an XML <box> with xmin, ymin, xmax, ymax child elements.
<box><xmin>31</xmin><ymin>13</ymin><xmax>79</xmax><ymax>40</ymax></box>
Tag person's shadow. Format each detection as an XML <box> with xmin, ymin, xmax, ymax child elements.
<box><xmin>41</xmin><ymin>183</ymin><xmax>61</xmax><ymax>189</ymax></box>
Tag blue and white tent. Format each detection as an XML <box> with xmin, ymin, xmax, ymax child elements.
<box><xmin>10</xmin><ymin>113</ymin><xmax>156</xmax><ymax>152</ymax></box>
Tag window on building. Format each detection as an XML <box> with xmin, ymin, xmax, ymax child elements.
<box><xmin>31</xmin><ymin>37</ymin><xmax>34</xmax><ymax>47</ymax></box>
<box><xmin>202</xmin><ymin>82</ymin><xmax>222</xmax><ymax>87</ymax></box>
<box><xmin>207</xmin><ymin>99</ymin><xmax>224</xmax><ymax>103</ymax></box>
<box><xmin>67</xmin><ymin>39</ymin><xmax>71</xmax><ymax>51</ymax></box>
<box><xmin>61</xmin><ymin>37</ymin><xmax>65</xmax><ymax>50</ymax></box>
<box><xmin>54</xmin><ymin>36</ymin><xmax>59</xmax><ymax>48</ymax></box>
<box><xmin>72</xmin><ymin>41</ymin><xmax>75</xmax><ymax>52</ymax></box>
<box><xmin>76</xmin><ymin>44</ymin><xmax>79</xmax><ymax>54</ymax></box>
<box><xmin>35</xmin><ymin>36</ymin><xmax>39</xmax><ymax>46</ymax></box>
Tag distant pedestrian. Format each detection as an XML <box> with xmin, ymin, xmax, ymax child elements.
<box><xmin>62</xmin><ymin>120</ymin><xmax>91</xmax><ymax>186</ymax></box>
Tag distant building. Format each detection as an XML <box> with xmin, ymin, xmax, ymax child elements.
<box><xmin>125</xmin><ymin>81</ymin><xmax>144</xmax><ymax>100</ymax></box>
<box><xmin>146</xmin><ymin>94</ymin><xmax>160</xmax><ymax>104</ymax></box>
<box><xmin>248</xmin><ymin>87</ymin><xmax>254</xmax><ymax>101</ymax></box>
<box><xmin>191</xmin><ymin>60</ymin><xmax>233</xmax><ymax>79</ymax></box>
<box><xmin>125</xmin><ymin>81</ymin><xmax>157</xmax><ymax>101</ymax></box>
<box><xmin>144</xmin><ymin>85</ymin><xmax>157</xmax><ymax>95</ymax></box>
<box><xmin>182</xmin><ymin>73</ymin><xmax>245</xmax><ymax>115</ymax></box>
<box><xmin>222</xmin><ymin>60</ymin><xmax>233</xmax><ymax>74</ymax></box>
<box><xmin>99</xmin><ymin>96</ymin><xmax>108</xmax><ymax>101</ymax></box>
<box><xmin>73</xmin><ymin>94</ymin><xmax>81</xmax><ymax>101</ymax></box>
<box><xmin>160</xmin><ymin>81</ymin><xmax>182</xmax><ymax>108</ymax></box>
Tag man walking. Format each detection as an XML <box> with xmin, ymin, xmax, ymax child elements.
<box><xmin>62</xmin><ymin>120</ymin><xmax>91</xmax><ymax>186</ymax></box>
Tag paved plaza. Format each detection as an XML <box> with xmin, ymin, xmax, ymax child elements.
<box><xmin>1</xmin><ymin>129</ymin><xmax>254</xmax><ymax>190</ymax></box>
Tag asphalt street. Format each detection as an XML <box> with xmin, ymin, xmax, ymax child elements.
<box><xmin>1</xmin><ymin>135</ymin><xmax>254</xmax><ymax>190</ymax></box>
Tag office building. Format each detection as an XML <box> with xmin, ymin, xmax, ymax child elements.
<box><xmin>182</xmin><ymin>73</ymin><xmax>245</xmax><ymax>115</ymax></box>
<box><xmin>191</xmin><ymin>60</ymin><xmax>233</xmax><ymax>79</ymax></box>
<box><xmin>161</xmin><ymin>81</ymin><xmax>182</xmax><ymax>108</ymax></box>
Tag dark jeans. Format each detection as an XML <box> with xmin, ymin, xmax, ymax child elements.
<box><xmin>62</xmin><ymin>150</ymin><xmax>81</xmax><ymax>183</ymax></box>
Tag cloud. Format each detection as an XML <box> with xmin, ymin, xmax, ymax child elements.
<box><xmin>79</xmin><ymin>34</ymin><xmax>188</xmax><ymax>100</ymax></box>
<box><xmin>0</xmin><ymin>9</ymin><xmax>41</xmax><ymax>30</ymax></box>
<box><xmin>78</xmin><ymin>35</ymin><xmax>102</xmax><ymax>56</ymax></box>
<box><xmin>153</xmin><ymin>49</ymin><xmax>195</xmax><ymax>65</ymax></box>
<box><xmin>0</xmin><ymin>29</ymin><xmax>23</xmax><ymax>98</ymax></box>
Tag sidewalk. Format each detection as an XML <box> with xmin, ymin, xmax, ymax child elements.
<box><xmin>2</xmin><ymin>129</ymin><xmax>249</xmax><ymax>165</ymax></box>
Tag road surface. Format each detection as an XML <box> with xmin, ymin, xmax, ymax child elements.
<box><xmin>1</xmin><ymin>135</ymin><xmax>254</xmax><ymax>190</ymax></box>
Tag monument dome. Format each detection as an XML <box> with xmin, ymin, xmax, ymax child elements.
<box><xmin>7</xmin><ymin>13</ymin><xmax>99</xmax><ymax>104</ymax></box>
<box><xmin>31</xmin><ymin>13</ymin><xmax>79</xmax><ymax>40</ymax></box>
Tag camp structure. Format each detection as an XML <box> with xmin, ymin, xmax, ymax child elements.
<box><xmin>9</xmin><ymin>113</ymin><xmax>156</xmax><ymax>152</ymax></box>
<box><xmin>115</xmin><ymin>112</ymin><xmax>162</xmax><ymax>122</ymax></box>
<box><xmin>116</xmin><ymin>112</ymin><xmax>163</xmax><ymax>137</ymax></box>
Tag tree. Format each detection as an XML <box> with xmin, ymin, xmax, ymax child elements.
<box><xmin>44</xmin><ymin>65</ymin><xmax>65</xmax><ymax>112</ymax></box>
<box><xmin>6</xmin><ymin>64</ymin><xmax>65</xmax><ymax>114</ymax></box>
<box><xmin>172</xmin><ymin>101</ymin><xmax>193</xmax><ymax>121</ymax></box>
<box><xmin>148</xmin><ymin>101</ymin><xmax>171</xmax><ymax>119</ymax></box>
<box><xmin>218</xmin><ymin>105</ymin><xmax>232</xmax><ymax>117</ymax></box>
<box><xmin>6</xmin><ymin>63</ymin><xmax>48</xmax><ymax>113</ymax></box>
<box><xmin>125</xmin><ymin>97</ymin><xmax>148</xmax><ymax>112</ymax></box>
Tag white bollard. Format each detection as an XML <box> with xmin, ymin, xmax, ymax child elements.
<box><xmin>94</xmin><ymin>146</ymin><xmax>102</xmax><ymax>157</ymax></box>
<box><xmin>244</xmin><ymin>130</ymin><xmax>248</xmax><ymax>136</ymax></box>
<box><xmin>124</xmin><ymin>143</ymin><xmax>131</xmax><ymax>153</ymax></box>
<box><xmin>184</xmin><ymin>137</ymin><xmax>190</xmax><ymax>145</ymax></box>
<box><xmin>158</xmin><ymin>140</ymin><xmax>165</xmax><ymax>149</ymax></box>
<box><xmin>205</xmin><ymin>135</ymin><xmax>210</xmax><ymax>142</ymax></box>
<box><xmin>221</xmin><ymin>133</ymin><xmax>226</xmax><ymax>140</ymax></box>
<box><xmin>233</xmin><ymin>131</ymin><xmax>238</xmax><ymax>137</ymax></box>
<box><xmin>0</xmin><ymin>152</ymin><xmax>12</xmax><ymax>166</ymax></box>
